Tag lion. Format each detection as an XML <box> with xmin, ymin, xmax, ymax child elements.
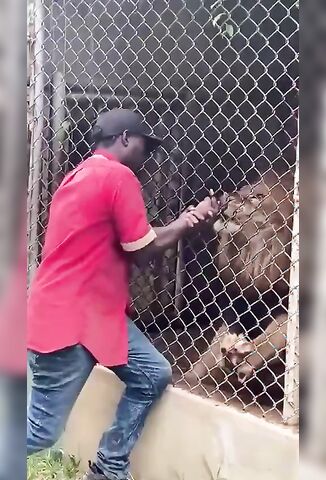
<box><xmin>187</xmin><ymin>170</ymin><xmax>294</xmax><ymax>387</ymax></box>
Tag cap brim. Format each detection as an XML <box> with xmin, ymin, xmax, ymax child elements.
<box><xmin>143</xmin><ymin>134</ymin><xmax>163</xmax><ymax>152</ymax></box>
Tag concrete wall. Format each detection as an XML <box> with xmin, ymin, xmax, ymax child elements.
<box><xmin>63</xmin><ymin>366</ymin><xmax>298</xmax><ymax>480</ymax></box>
<box><xmin>300</xmin><ymin>461</ymin><xmax>326</xmax><ymax>480</ymax></box>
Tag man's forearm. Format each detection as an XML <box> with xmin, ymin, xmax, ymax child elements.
<box><xmin>152</xmin><ymin>218</ymin><xmax>189</xmax><ymax>252</ymax></box>
<box><xmin>129</xmin><ymin>218</ymin><xmax>190</xmax><ymax>267</ymax></box>
<box><xmin>129</xmin><ymin>197</ymin><xmax>221</xmax><ymax>268</ymax></box>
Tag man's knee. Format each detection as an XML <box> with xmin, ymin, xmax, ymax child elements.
<box><xmin>151</xmin><ymin>356</ymin><xmax>172</xmax><ymax>396</ymax></box>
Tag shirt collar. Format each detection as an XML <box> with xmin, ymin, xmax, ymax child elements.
<box><xmin>92</xmin><ymin>149</ymin><xmax>119</xmax><ymax>163</ymax></box>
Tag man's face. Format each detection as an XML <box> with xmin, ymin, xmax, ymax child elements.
<box><xmin>124</xmin><ymin>135</ymin><xmax>147</xmax><ymax>173</ymax></box>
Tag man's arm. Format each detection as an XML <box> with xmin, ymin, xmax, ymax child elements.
<box><xmin>108</xmin><ymin>167</ymin><xmax>222</xmax><ymax>268</ymax></box>
<box><xmin>130</xmin><ymin>201</ymin><xmax>220</xmax><ymax>267</ymax></box>
<box><xmin>129</xmin><ymin>217</ymin><xmax>191</xmax><ymax>267</ymax></box>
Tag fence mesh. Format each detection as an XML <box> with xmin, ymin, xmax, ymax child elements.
<box><xmin>28</xmin><ymin>0</ymin><xmax>299</xmax><ymax>424</ymax></box>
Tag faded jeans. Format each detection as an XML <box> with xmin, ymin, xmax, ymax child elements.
<box><xmin>27</xmin><ymin>319</ymin><xmax>172</xmax><ymax>480</ymax></box>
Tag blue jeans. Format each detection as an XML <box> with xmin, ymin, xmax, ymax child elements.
<box><xmin>27</xmin><ymin>319</ymin><xmax>172</xmax><ymax>480</ymax></box>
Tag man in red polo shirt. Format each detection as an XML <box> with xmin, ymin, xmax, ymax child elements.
<box><xmin>27</xmin><ymin>109</ymin><xmax>221</xmax><ymax>480</ymax></box>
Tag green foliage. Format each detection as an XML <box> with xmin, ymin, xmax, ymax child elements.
<box><xmin>27</xmin><ymin>451</ymin><xmax>81</xmax><ymax>480</ymax></box>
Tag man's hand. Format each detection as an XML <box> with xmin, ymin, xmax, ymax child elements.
<box><xmin>130</xmin><ymin>193</ymin><xmax>224</xmax><ymax>267</ymax></box>
<box><xmin>180</xmin><ymin>195</ymin><xmax>223</xmax><ymax>229</ymax></box>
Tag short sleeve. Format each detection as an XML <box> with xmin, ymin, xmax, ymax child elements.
<box><xmin>110</xmin><ymin>168</ymin><xmax>156</xmax><ymax>252</ymax></box>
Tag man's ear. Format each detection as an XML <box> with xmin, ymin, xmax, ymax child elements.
<box><xmin>121</xmin><ymin>130</ymin><xmax>129</xmax><ymax>147</ymax></box>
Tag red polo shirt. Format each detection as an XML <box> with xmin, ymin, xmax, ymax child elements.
<box><xmin>27</xmin><ymin>150</ymin><xmax>156</xmax><ymax>366</ymax></box>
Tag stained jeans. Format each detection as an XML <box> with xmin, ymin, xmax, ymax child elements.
<box><xmin>27</xmin><ymin>319</ymin><xmax>172</xmax><ymax>480</ymax></box>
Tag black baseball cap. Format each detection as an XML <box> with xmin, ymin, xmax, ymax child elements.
<box><xmin>92</xmin><ymin>109</ymin><xmax>163</xmax><ymax>152</ymax></box>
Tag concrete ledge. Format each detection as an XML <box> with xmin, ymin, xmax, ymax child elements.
<box><xmin>63</xmin><ymin>366</ymin><xmax>299</xmax><ymax>480</ymax></box>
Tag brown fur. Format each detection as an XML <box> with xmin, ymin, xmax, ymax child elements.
<box><xmin>187</xmin><ymin>171</ymin><xmax>294</xmax><ymax>385</ymax></box>
<box><xmin>215</xmin><ymin>170</ymin><xmax>293</xmax><ymax>298</ymax></box>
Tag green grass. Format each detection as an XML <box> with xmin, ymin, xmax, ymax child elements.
<box><xmin>27</xmin><ymin>452</ymin><xmax>226</xmax><ymax>479</ymax></box>
<box><xmin>27</xmin><ymin>451</ymin><xmax>81</xmax><ymax>480</ymax></box>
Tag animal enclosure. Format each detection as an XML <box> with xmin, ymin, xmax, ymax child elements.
<box><xmin>28</xmin><ymin>0</ymin><xmax>299</xmax><ymax>425</ymax></box>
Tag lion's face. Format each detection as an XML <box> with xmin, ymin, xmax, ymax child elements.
<box><xmin>216</xmin><ymin>172</ymin><xmax>293</xmax><ymax>233</ymax></box>
<box><xmin>221</xmin><ymin>181</ymin><xmax>270</xmax><ymax>229</ymax></box>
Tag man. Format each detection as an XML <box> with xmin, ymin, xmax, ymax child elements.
<box><xmin>27</xmin><ymin>109</ymin><xmax>221</xmax><ymax>480</ymax></box>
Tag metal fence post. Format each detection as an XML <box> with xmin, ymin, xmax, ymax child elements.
<box><xmin>283</xmin><ymin>122</ymin><xmax>299</xmax><ymax>424</ymax></box>
<box><xmin>28</xmin><ymin>0</ymin><xmax>46</xmax><ymax>282</ymax></box>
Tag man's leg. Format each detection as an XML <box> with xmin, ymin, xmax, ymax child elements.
<box><xmin>27</xmin><ymin>345</ymin><xmax>95</xmax><ymax>455</ymax></box>
<box><xmin>95</xmin><ymin>320</ymin><xmax>172</xmax><ymax>480</ymax></box>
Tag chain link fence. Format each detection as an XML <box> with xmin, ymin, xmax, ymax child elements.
<box><xmin>28</xmin><ymin>0</ymin><xmax>299</xmax><ymax>425</ymax></box>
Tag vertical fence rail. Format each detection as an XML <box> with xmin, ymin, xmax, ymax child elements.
<box><xmin>28</xmin><ymin>0</ymin><xmax>46</xmax><ymax>282</ymax></box>
<box><xmin>283</xmin><ymin>121</ymin><xmax>299</xmax><ymax>424</ymax></box>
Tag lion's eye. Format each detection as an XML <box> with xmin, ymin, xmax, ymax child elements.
<box><xmin>251</xmin><ymin>194</ymin><xmax>264</xmax><ymax>200</ymax></box>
